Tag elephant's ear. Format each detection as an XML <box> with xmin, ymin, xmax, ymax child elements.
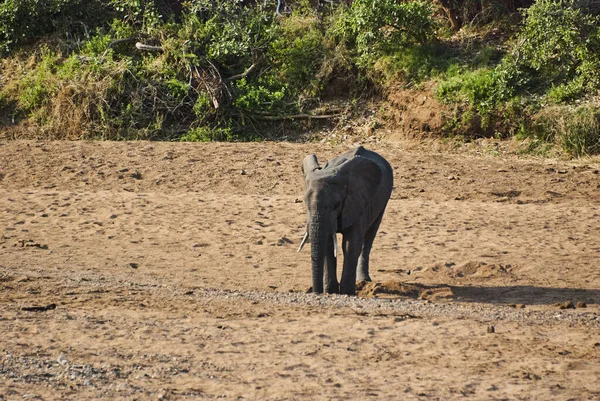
<box><xmin>302</xmin><ymin>154</ymin><xmax>321</xmax><ymax>179</ymax></box>
<box><xmin>339</xmin><ymin>156</ymin><xmax>382</xmax><ymax>231</ymax></box>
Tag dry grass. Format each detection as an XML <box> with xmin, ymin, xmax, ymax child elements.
<box><xmin>530</xmin><ymin>104</ymin><xmax>600</xmax><ymax>156</ymax></box>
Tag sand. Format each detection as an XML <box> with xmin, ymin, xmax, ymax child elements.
<box><xmin>1</xmin><ymin>140</ymin><xmax>599</xmax><ymax>400</ymax></box>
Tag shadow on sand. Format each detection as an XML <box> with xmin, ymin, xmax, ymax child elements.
<box><xmin>357</xmin><ymin>281</ymin><xmax>600</xmax><ymax>306</ymax></box>
<box><xmin>449</xmin><ymin>285</ymin><xmax>600</xmax><ymax>306</ymax></box>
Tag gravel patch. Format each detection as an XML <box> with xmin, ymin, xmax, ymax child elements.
<box><xmin>190</xmin><ymin>287</ymin><xmax>600</xmax><ymax>327</ymax></box>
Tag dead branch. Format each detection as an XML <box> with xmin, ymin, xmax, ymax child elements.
<box><xmin>106</xmin><ymin>37</ymin><xmax>137</xmax><ymax>49</ymax></box>
<box><xmin>196</xmin><ymin>61</ymin><xmax>227</xmax><ymax>110</ymax></box>
<box><xmin>100</xmin><ymin>37</ymin><xmax>137</xmax><ymax>61</ymax></box>
<box><xmin>225</xmin><ymin>62</ymin><xmax>259</xmax><ymax>83</ymax></box>
<box><xmin>135</xmin><ymin>42</ymin><xmax>164</xmax><ymax>53</ymax></box>
<box><xmin>435</xmin><ymin>0</ymin><xmax>461</xmax><ymax>31</ymax></box>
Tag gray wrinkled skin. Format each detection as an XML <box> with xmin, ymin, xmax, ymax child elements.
<box><xmin>301</xmin><ymin>146</ymin><xmax>393</xmax><ymax>295</ymax></box>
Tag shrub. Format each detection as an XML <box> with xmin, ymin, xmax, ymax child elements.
<box><xmin>435</xmin><ymin>0</ymin><xmax>600</xmax><ymax>142</ymax></box>
<box><xmin>0</xmin><ymin>0</ymin><xmax>111</xmax><ymax>53</ymax></box>
<box><xmin>270</xmin><ymin>13</ymin><xmax>326</xmax><ymax>99</ymax></box>
<box><xmin>527</xmin><ymin>105</ymin><xmax>600</xmax><ymax>156</ymax></box>
<box><xmin>516</xmin><ymin>0</ymin><xmax>600</xmax><ymax>89</ymax></box>
<box><xmin>333</xmin><ymin>0</ymin><xmax>436</xmax><ymax>68</ymax></box>
<box><xmin>3</xmin><ymin>0</ymin><xmax>600</xmax><ymax>154</ymax></box>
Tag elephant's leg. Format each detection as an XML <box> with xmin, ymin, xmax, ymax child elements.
<box><xmin>357</xmin><ymin>211</ymin><xmax>385</xmax><ymax>282</ymax></box>
<box><xmin>324</xmin><ymin>235</ymin><xmax>339</xmax><ymax>293</ymax></box>
<box><xmin>340</xmin><ymin>231</ymin><xmax>363</xmax><ymax>295</ymax></box>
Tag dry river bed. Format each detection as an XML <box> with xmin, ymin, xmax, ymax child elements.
<box><xmin>1</xmin><ymin>140</ymin><xmax>599</xmax><ymax>400</ymax></box>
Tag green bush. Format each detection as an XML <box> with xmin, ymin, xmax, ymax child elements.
<box><xmin>0</xmin><ymin>0</ymin><xmax>112</xmax><ymax>53</ymax></box>
<box><xmin>516</xmin><ymin>0</ymin><xmax>600</xmax><ymax>90</ymax></box>
<box><xmin>270</xmin><ymin>13</ymin><xmax>326</xmax><ymax>99</ymax></box>
<box><xmin>17</xmin><ymin>48</ymin><xmax>59</xmax><ymax>113</ymax></box>
<box><xmin>3</xmin><ymin>0</ymin><xmax>600</xmax><ymax>154</ymax></box>
<box><xmin>482</xmin><ymin>0</ymin><xmax>600</xmax><ymax>103</ymax></box>
<box><xmin>333</xmin><ymin>0</ymin><xmax>436</xmax><ymax>68</ymax></box>
<box><xmin>436</xmin><ymin>66</ymin><xmax>507</xmax><ymax>132</ymax></box>
<box><xmin>435</xmin><ymin>0</ymin><xmax>600</xmax><ymax>145</ymax></box>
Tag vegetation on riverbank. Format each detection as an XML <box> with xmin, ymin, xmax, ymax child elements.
<box><xmin>1</xmin><ymin>0</ymin><xmax>600</xmax><ymax>156</ymax></box>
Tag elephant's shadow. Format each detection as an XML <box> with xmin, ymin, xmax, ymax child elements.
<box><xmin>355</xmin><ymin>280</ymin><xmax>600</xmax><ymax>306</ymax></box>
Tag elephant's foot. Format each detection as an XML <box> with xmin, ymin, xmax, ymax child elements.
<box><xmin>325</xmin><ymin>281</ymin><xmax>339</xmax><ymax>294</ymax></box>
<box><xmin>339</xmin><ymin>283</ymin><xmax>356</xmax><ymax>296</ymax></box>
<box><xmin>356</xmin><ymin>273</ymin><xmax>371</xmax><ymax>282</ymax></box>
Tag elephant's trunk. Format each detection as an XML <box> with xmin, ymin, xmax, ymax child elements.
<box><xmin>309</xmin><ymin>221</ymin><xmax>326</xmax><ymax>294</ymax></box>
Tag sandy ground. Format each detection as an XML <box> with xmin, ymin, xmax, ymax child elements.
<box><xmin>1</xmin><ymin>140</ymin><xmax>599</xmax><ymax>400</ymax></box>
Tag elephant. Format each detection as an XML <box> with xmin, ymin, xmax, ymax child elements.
<box><xmin>298</xmin><ymin>146</ymin><xmax>393</xmax><ymax>295</ymax></box>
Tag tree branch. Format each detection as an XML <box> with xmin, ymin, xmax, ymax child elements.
<box><xmin>135</xmin><ymin>42</ymin><xmax>164</xmax><ymax>52</ymax></box>
<box><xmin>225</xmin><ymin>62</ymin><xmax>259</xmax><ymax>82</ymax></box>
<box><xmin>436</xmin><ymin>0</ymin><xmax>461</xmax><ymax>31</ymax></box>
<box><xmin>100</xmin><ymin>37</ymin><xmax>137</xmax><ymax>61</ymax></box>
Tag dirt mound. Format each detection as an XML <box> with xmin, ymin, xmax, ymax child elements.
<box><xmin>356</xmin><ymin>280</ymin><xmax>454</xmax><ymax>301</ymax></box>
<box><xmin>383</xmin><ymin>82</ymin><xmax>448</xmax><ymax>139</ymax></box>
<box><xmin>357</xmin><ymin>280</ymin><xmax>422</xmax><ymax>298</ymax></box>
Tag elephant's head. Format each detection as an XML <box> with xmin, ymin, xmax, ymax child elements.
<box><xmin>299</xmin><ymin>152</ymin><xmax>382</xmax><ymax>293</ymax></box>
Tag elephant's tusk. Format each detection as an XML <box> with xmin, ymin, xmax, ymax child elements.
<box><xmin>333</xmin><ymin>234</ymin><xmax>337</xmax><ymax>258</ymax></box>
<box><xmin>297</xmin><ymin>232</ymin><xmax>309</xmax><ymax>252</ymax></box>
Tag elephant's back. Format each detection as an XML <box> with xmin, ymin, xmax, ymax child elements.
<box><xmin>324</xmin><ymin>146</ymin><xmax>393</xmax><ymax>191</ymax></box>
<box><xmin>354</xmin><ymin>147</ymin><xmax>393</xmax><ymax>188</ymax></box>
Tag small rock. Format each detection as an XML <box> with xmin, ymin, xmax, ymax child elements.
<box><xmin>576</xmin><ymin>301</ymin><xmax>587</xmax><ymax>308</ymax></box>
<box><xmin>129</xmin><ymin>263</ymin><xmax>139</xmax><ymax>269</ymax></box>
<box><xmin>57</xmin><ymin>354</ymin><xmax>69</xmax><ymax>366</ymax></box>
<box><xmin>556</xmin><ymin>300</ymin><xmax>575</xmax><ymax>309</ymax></box>
<box><xmin>487</xmin><ymin>325</ymin><xmax>495</xmax><ymax>334</ymax></box>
